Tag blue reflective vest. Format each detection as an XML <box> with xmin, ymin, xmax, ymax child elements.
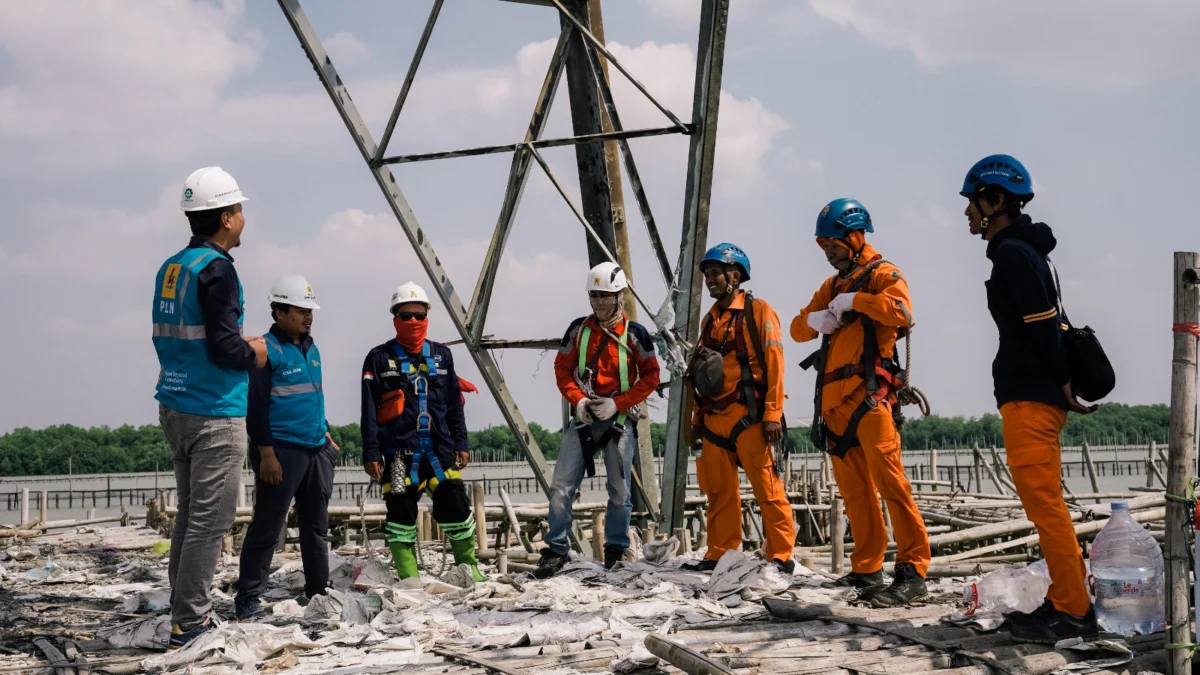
<box><xmin>152</xmin><ymin>247</ymin><xmax>249</xmax><ymax>416</ymax></box>
<box><xmin>265</xmin><ymin>333</ymin><xmax>328</xmax><ymax>448</ymax></box>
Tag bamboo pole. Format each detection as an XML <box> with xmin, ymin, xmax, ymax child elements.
<box><xmin>472</xmin><ymin>481</ymin><xmax>487</xmax><ymax>550</ymax></box>
<box><xmin>39</xmin><ymin>490</ymin><xmax>48</xmax><ymax>525</ymax></box>
<box><xmin>1146</xmin><ymin>440</ymin><xmax>1157</xmax><ymax>488</ymax></box>
<box><xmin>831</xmin><ymin>496</ymin><xmax>844</xmax><ymax>574</ymax></box>
<box><xmin>20</xmin><ymin>488</ymin><xmax>30</xmax><ymax>527</ymax></box>
<box><xmin>1166</xmin><ymin>251</ymin><xmax>1198</xmax><ymax>675</ymax></box>
<box><xmin>928</xmin><ymin>448</ymin><xmax>938</xmax><ymax>492</ymax></box>
<box><xmin>1080</xmin><ymin>440</ymin><xmax>1101</xmax><ymax>496</ymax></box>
<box><xmin>499</xmin><ymin>488</ymin><xmax>533</xmax><ymax>553</ymax></box>
<box><xmin>972</xmin><ymin>445</ymin><xmax>1008</xmax><ymax>495</ymax></box>
<box><xmin>591</xmin><ymin>510</ymin><xmax>605</xmax><ymax>560</ymax></box>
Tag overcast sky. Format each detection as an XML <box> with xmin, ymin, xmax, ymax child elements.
<box><xmin>1</xmin><ymin>0</ymin><xmax>1197</xmax><ymax>435</ymax></box>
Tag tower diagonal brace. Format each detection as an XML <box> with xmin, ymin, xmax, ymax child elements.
<box><xmin>467</xmin><ymin>23</ymin><xmax>572</xmax><ymax>345</ymax></box>
<box><xmin>276</xmin><ymin>0</ymin><xmax>587</xmax><ymax>551</ymax></box>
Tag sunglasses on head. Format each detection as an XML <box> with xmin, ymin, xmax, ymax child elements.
<box><xmin>392</xmin><ymin>310</ymin><xmax>427</xmax><ymax>321</ymax></box>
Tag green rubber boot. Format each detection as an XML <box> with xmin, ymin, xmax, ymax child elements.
<box><xmin>388</xmin><ymin>542</ymin><xmax>419</xmax><ymax>580</ymax></box>
<box><xmin>448</xmin><ymin>537</ymin><xmax>486</xmax><ymax>582</ymax></box>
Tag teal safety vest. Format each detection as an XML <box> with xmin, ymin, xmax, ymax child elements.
<box><xmin>264</xmin><ymin>333</ymin><xmax>328</xmax><ymax>448</ymax></box>
<box><xmin>151</xmin><ymin>246</ymin><xmax>249</xmax><ymax>417</ymax></box>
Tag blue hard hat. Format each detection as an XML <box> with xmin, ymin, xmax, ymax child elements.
<box><xmin>960</xmin><ymin>154</ymin><xmax>1034</xmax><ymax>201</ymax></box>
<box><xmin>700</xmin><ymin>242</ymin><xmax>751</xmax><ymax>281</ymax></box>
<box><xmin>815</xmin><ymin>198</ymin><xmax>873</xmax><ymax>238</ymax></box>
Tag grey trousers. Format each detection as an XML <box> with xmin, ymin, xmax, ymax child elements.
<box><xmin>159</xmin><ymin>403</ymin><xmax>247</xmax><ymax>628</ymax></box>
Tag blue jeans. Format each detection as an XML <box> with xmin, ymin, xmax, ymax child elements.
<box><xmin>544</xmin><ymin>420</ymin><xmax>635</xmax><ymax>556</ymax></box>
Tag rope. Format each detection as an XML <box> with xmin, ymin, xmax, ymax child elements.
<box><xmin>895</xmin><ymin>326</ymin><xmax>931</xmax><ymax>417</ymax></box>
<box><xmin>1173</xmin><ymin>323</ymin><xmax>1200</xmax><ymax>338</ymax></box>
<box><xmin>1165</xmin><ymin>642</ymin><xmax>1199</xmax><ymax>657</ymax></box>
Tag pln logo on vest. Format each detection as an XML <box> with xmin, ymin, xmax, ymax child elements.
<box><xmin>161</xmin><ymin>263</ymin><xmax>182</xmax><ymax>300</ymax></box>
<box><xmin>311</xmin><ymin>359</ymin><xmax>320</xmax><ymax>367</ymax></box>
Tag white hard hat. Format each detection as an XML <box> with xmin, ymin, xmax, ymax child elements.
<box><xmin>268</xmin><ymin>275</ymin><xmax>320</xmax><ymax>310</ymax></box>
<box><xmin>586</xmin><ymin>262</ymin><xmax>628</xmax><ymax>293</ymax></box>
<box><xmin>391</xmin><ymin>282</ymin><xmax>431</xmax><ymax>311</ymax></box>
<box><xmin>181</xmin><ymin>166</ymin><xmax>248</xmax><ymax>212</ymax></box>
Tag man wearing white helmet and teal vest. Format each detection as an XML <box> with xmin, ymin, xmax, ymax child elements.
<box><xmin>235</xmin><ymin>275</ymin><xmax>340</xmax><ymax>621</ymax></box>
<box><xmin>151</xmin><ymin>167</ymin><xmax>267</xmax><ymax>648</ymax></box>
<box><xmin>532</xmin><ymin>262</ymin><xmax>661</xmax><ymax>579</ymax></box>
<box><xmin>361</xmin><ymin>282</ymin><xmax>483</xmax><ymax>582</ymax></box>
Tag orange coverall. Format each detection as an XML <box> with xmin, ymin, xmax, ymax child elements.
<box><xmin>791</xmin><ymin>240</ymin><xmax>930</xmax><ymax>577</ymax></box>
<box><xmin>1002</xmin><ymin>401</ymin><xmax>1090</xmax><ymax>616</ymax></box>
<box><xmin>692</xmin><ymin>291</ymin><xmax>796</xmax><ymax>563</ymax></box>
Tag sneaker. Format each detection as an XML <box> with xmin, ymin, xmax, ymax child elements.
<box><xmin>771</xmin><ymin>558</ymin><xmax>796</xmax><ymax>575</ymax></box>
<box><xmin>531</xmin><ymin>549</ymin><xmax>569</xmax><ymax>579</ymax></box>
<box><xmin>604</xmin><ymin>546</ymin><xmax>627</xmax><ymax>570</ymax></box>
<box><xmin>168</xmin><ymin>618</ymin><xmax>214</xmax><ymax>650</ymax></box>
<box><xmin>870</xmin><ymin>563</ymin><xmax>929</xmax><ymax>608</ymax></box>
<box><xmin>234</xmin><ymin>596</ymin><xmax>263</xmax><ymax>622</ymax></box>
<box><xmin>1009</xmin><ymin>600</ymin><xmax>1098</xmax><ymax>644</ymax></box>
<box><xmin>680</xmin><ymin>558</ymin><xmax>718</xmax><ymax>572</ymax></box>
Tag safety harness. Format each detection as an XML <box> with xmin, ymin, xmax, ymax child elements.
<box><xmin>573</xmin><ymin>325</ymin><xmax>631</xmax><ymax>478</ymax></box>
<box><xmin>692</xmin><ymin>293</ymin><xmax>779</xmax><ymax>459</ymax></box>
<box><xmin>800</xmin><ymin>260</ymin><xmax>907</xmax><ymax>459</ymax></box>
<box><xmin>391</xmin><ymin>341</ymin><xmax>449</xmax><ymax>490</ymax></box>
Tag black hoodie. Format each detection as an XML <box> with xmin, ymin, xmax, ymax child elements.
<box><xmin>984</xmin><ymin>215</ymin><xmax>1070</xmax><ymax>410</ymax></box>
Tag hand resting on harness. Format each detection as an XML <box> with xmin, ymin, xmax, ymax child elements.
<box><xmin>589</xmin><ymin>397</ymin><xmax>619</xmax><ymax>421</ymax></box>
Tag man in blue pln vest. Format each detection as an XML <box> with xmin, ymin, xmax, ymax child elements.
<box><xmin>235</xmin><ymin>275</ymin><xmax>341</xmax><ymax>620</ymax></box>
<box><xmin>361</xmin><ymin>282</ymin><xmax>483</xmax><ymax>582</ymax></box>
<box><xmin>152</xmin><ymin>167</ymin><xmax>268</xmax><ymax>649</ymax></box>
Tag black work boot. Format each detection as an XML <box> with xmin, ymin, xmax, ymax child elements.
<box><xmin>681</xmin><ymin>558</ymin><xmax>718</xmax><ymax>572</ymax></box>
<box><xmin>604</xmin><ymin>545</ymin><xmax>627</xmax><ymax>570</ymax></box>
<box><xmin>531</xmin><ymin>549</ymin><xmax>570</xmax><ymax>580</ymax></box>
<box><xmin>771</xmin><ymin>558</ymin><xmax>796</xmax><ymax>575</ymax></box>
<box><xmin>870</xmin><ymin>563</ymin><xmax>929</xmax><ymax>608</ymax></box>
<box><xmin>1008</xmin><ymin>599</ymin><xmax>1099</xmax><ymax>644</ymax></box>
<box><xmin>820</xmin><ymin>566</ymin><xmax>888</xmax><ymax>588</ymax></box>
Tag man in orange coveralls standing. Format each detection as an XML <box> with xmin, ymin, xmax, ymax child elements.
<box><xmin>682</xmin><ymin>243</ymin><xmax>796</xmax><ymax>574</ymax></box>
<box><xmin>791</xmin><ymin>199</ymin><xmax>930</xmax><ymax>608</ymax></box>
<box><xmin>961</xmin><ymin>154</ymin><xmax>1098</xmax><ymax>643</ymax></box>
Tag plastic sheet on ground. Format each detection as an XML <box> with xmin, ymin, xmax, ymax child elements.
<box><xmin>100</xmin><ymin>615</ymin><xmax>172</xmax><ymax>650</ymax></box>
<box><xmin>351</xmin><ymin>558</ymin><xmax>393</xmax><ymax>590</ymax></box>
<box><xmin>122</xmin><ymin>588</ymin><xmax>171</xmax><ymax>612</ymax></box>
<box><xmin>707</xmin><ymin>549</ymin><xmax>791</xmax><ymax>599</ymax></box>
<box><xmin>141</xmin><ymin>623</ymin><xmax>320</xmax><ymax>672</ymax></box>
<box><xmin>944</xmin><ymin>608</ymin><xmax>1006</xmax><ymax>632</ymax></box>
<box><xmin>1053</xmin><ymin>639</ymin><xmax>1135</xmax><ymax>672</ymax></box>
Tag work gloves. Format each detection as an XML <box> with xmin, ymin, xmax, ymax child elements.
<box><xmin>828</xmin><ymin>292</ymin><xmax>857</xmax><ymax>319</ymax></box>
<box><xmin>590</xmin><ymin>397</ymin><xmax>619</xmax><ymax>421</ymax></box>
<box><xmin>575</xmin><ymin>397</ymin><xmax>596</xmax><ymax>424</ymax></box>
<box><xmin>806</xmin><ymin>309</ymin><xmax>843</xmax><ymax>335</ymax></box>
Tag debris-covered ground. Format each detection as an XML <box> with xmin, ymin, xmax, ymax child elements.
<box><xmin>0</xmin><ymin>525</ymin><xmax>1169</xmax><ymax>674</ymax></box>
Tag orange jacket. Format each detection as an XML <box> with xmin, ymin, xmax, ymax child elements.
<box><xmin>692</xmin><ymin>291</ymin><xmax>786</xmax><ymax>426</ymax></box>
<box><xmin>790</xmin><ymin>243</ymin><xmax>912</xmax><ymax>413</ymax></box>
<box><xmin>554</xmin><ymin>314</ymin><xmax>661</xmax><ymax>412</ymax></box>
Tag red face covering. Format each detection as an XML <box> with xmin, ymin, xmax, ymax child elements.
<box><xmin>393</xmin><ymin>317</ymin><xmax>429</xmax><ymax>353</ymax></box>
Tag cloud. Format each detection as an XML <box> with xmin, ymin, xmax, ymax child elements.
<box><xmin>0</xmin><ymin>2</ymin><xmax>790</xmax><ymax>194</ymax></box>
<box><xmin>324</xmin><ymin>31</ymin><xmax>369</xmax><ymax>66</ymax></box>
<box><xmin>0</xmin><ymin>0</ymin><xmax>282</xmax><ymax>173</ymax></box>
<box><xmin>807</xmin><ymin>0</ymin><xmax>1200</xmax><ymax>88</ymax></box>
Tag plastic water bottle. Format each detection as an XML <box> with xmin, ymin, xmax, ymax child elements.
<box><xmin>1026</xmin><ymin>557</ymin><xmax>1096</xmax><ymax>602</ymax></box>
<box><xmin>1090</xmin><ymin>501</ymin><xmax>1165</xmax><ymax>635</ymax></box>
<box><xmin>962</xmin><ymin>568</ymin><xmax>1050</xmax><ymax>614</ymax></box>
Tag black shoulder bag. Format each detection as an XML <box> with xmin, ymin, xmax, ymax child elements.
<box><xmin>1047</xmin><ymin>259</ymin><xmax>1115</xmax><ymax>402</ymax></box>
